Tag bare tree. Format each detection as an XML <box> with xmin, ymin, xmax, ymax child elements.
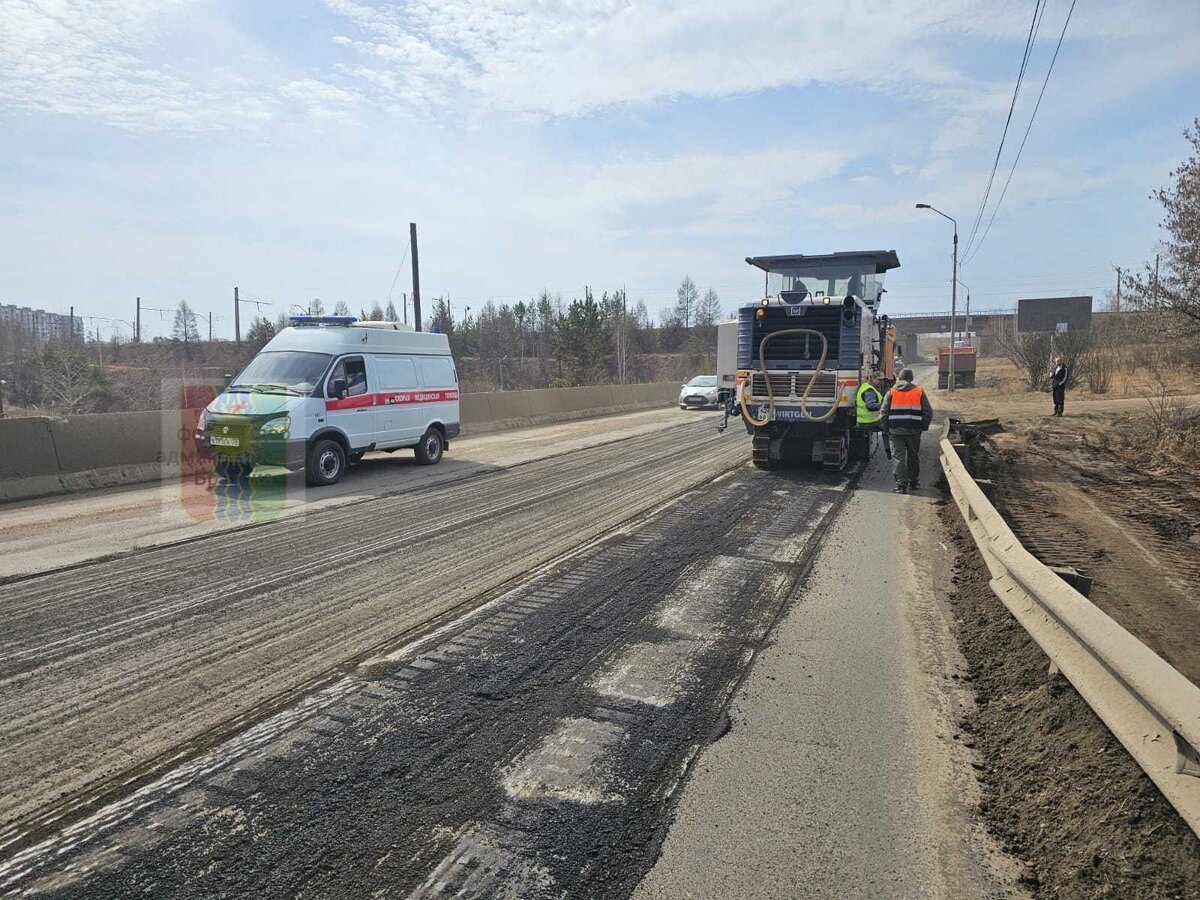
<box><xmin>332</xmin><ymin>300</ymin><xmax>351</xmax><ymax>317</ymax></box>
<box><xmin>694</xmin><ymin>288</ymin><xmax>722</xmax><ymax>327</ymax></box>
<box><xmin>1123</xmin><ymin>118</ymin><xmax>1200</xmax><ymax>331</ymax></box>
<box><xmin>41</xmin><ymin>343</ymin><xmax>110</xmax><ymax>414</ymax></box>
<box><xmin>989</xmin><ymin>318</ymin><xmax>1051</xmax><ymax>390</ymax></box>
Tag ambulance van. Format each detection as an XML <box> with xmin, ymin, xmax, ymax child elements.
<box><xmin>195</xmin><ymin>316</ymin><xmax>460</xmax><ymax>486</ymax></box>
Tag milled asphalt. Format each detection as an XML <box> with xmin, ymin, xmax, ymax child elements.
<box><xmin>635</xmin><ymin>434</ymin><xmax>1025</xmax><ymax>899</ymax></box>
<box><xmin>3</xmin><ymin>379</ymin><xmax>1028</xmax><ymax>897</ymax></box>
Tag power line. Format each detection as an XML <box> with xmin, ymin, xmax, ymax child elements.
<box><xmin>384</xmin><ymin>244</ymin><xmax>411</xmax><ymax>313</ymax></box>
<box><xmin>961</xmin><ymin>0</ymin><xmax>1046</xmax><ymax>260</ymax></box>
<box><xmin>963</xmin><ymin>0</ymin><xmax>1077</xmax><ymax>267</ymax></box>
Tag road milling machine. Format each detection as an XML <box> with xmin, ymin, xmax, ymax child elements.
<box><xmin>720</xmin><ymin>250</ymin><xmax>902</xmax><ymax>471</ymax></box>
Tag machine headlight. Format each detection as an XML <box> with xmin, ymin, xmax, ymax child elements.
<box><xmin>196</xmin><ymin>409</ymin><xmax>210</xmax><ymax>432</ymax></box>
<box><xmin>259</xmin><ymin>416</ymin><xmax>290</xmax><ymax>436</ymax></box>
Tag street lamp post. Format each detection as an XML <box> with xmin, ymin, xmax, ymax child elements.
<box><xmin>916</xmin><ymin>203</ymin><xmax>958</xmax><ymax>392</ymax></box>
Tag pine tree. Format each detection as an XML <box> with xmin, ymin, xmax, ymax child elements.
<box><xmin>675</xmin><ymin>276</ymin><xmax>698</xmax><ymax>328</ymax></box>
<box><xmin>172</xmin><ymin>301</ymin><xmax>200</xmax><ymax>344</ymax></box>
<box><xmin>245</xmin><ymin>316</ymin><xmax>277</xmax><ymax>350</ymax></box>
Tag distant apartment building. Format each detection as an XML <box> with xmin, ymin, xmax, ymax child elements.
<box><xmin>0</xmin><ymin>304</ymin><xmax>85</xmax><ymax>343</ymax></box>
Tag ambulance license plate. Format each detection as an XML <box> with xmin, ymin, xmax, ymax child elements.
<box><xmin>210</xmin><ymin>435</ymin><xmax>240</xmax><ymax>448</ymax></box>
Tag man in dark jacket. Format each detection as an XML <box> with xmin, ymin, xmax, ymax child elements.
<box><xmin>881</xmin><ymin>369</ymin><xmax>934</xmax><ymax>494</ymax></box>
<box><xmin>1051</xmin><ymin>355</ymin><xmax>1069</xmax><ymax>416</ymax></box>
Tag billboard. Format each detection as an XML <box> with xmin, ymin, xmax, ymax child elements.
<box><xmin>1017</xmin><ymin>296</ymin><xmax>1093</xmax><ymax>333</ymax></box>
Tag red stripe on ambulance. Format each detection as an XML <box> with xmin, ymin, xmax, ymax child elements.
<box><xmin>326</xmin><ymin>388</ymin><xmax>459</xmax><ymax>411</ymax></box>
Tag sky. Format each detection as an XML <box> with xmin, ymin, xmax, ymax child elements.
<box><xmin>0</xmin><ymin>0</ymin><xmax>1197</xmax><ymax>340</ymax></box>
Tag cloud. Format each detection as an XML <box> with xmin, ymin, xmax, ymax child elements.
<box><xmin>0</xmin><ymin>0</ymin><xmax>284</xmax><ymax>131</ymax></box>
<box><xmin>323</xmin><ymin>0</ymin><xmax>980</xmax><ymax>117</ymax></box>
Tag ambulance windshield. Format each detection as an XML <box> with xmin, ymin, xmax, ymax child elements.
<box><xmin>229</xmin><ymin>351</ymin><xmax>332</xmax><ymax>395</ymax></box>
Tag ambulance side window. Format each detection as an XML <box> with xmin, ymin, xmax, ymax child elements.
<box><xmin>418</xmin><ymin>357</ymin><xmax>456</xmax><ymax>387</ymax></box>
<box><xmin>327</xmin><ymin>357</ymin><xmax>368</xmax><ymax>397</ymax></box>
<box><xmin>376</xmin><ymin>356</ymin><xmax>420</xmax><ymax>390</ymax></box>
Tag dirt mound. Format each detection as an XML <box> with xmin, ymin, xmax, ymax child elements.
<box><xmin>944</xmin><ymin>507</ymin><xmax>1200</xmax><ymax>899</ymax></box>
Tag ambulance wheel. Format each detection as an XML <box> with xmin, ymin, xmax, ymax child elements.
<box><xmin>307</xmin><ymin>439</ymin><xmax>346</xmax><ymax>486</ymax></box>
<box><xmin>415</xmin><ymin>428</ymin><xmax>444</xmax><ymax>465</ymax></box>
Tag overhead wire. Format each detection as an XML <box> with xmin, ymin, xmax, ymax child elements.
<box><xmin>961</xmin><ymin>0</ymin><xmax>1047</xmax><ymax>260</ymax></box>
<box><xmin>962</xmin><ymin>0</ymin><xmax>1077</xmax><ymax>267</ymax></box>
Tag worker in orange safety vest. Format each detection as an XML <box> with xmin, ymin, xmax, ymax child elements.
<box><xmin>881</xmin><ymin>368</ymin><xmax>933</xmax><ymax>494</ymax></box>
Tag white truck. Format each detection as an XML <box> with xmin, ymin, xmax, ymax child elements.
<box><xmin>716</xmin><ymin>320</ymin><xmax>738</xmax><ymax>405</ymax></box>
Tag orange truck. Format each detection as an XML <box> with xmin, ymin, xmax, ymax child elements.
<box><xmin>938</xmin><ymin>345</ymin><xmax>977</xmax><ymax>388</ymax></box>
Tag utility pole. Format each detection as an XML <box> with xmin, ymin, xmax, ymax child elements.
<box><xmin>402</xmin><ymin>292</ymin><xmax>408</xmax><ymax>325</ymax></box>
<box><xmin>234</xmin><ymin>286</ymin><xmax>241</xmax><ymax>343</ymax></box>
<box><xmin>1153</xmin><ymin>254</ymin><xmax>1160</xmax><ymax>306</ymax></box>
<box><xmin>135</xmin><ymin>297</ymin><xmax>141</xmax><ymax>342</ymax></box>
<box><xmin>1114</xmin><ymin>266</ymin><xmax>1122</xmax><ymax>313</ymax></box>
<box><xmin>69</xmin><ymin>306</ymin><xmax>76</xmax><ymax>344</ymax></box>
<box><xmin>208</xmin><ymin>311</ymin><xmax>213</xmax><ymax>342</ymax></box>
<box><xmin>950</xmin><ymin>230</ymin><xmax>957</xmax><ymax>391</ymax></box>
<box><xmin>409</xmin><ymin>223</ymin><xmax>422</xmax><ymax>332</ymax></box>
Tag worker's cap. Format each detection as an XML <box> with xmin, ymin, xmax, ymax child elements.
<box><xmin>899</xmin><ymin>368</ymin><xmax>914</xmax><ymax>381</ymax></box>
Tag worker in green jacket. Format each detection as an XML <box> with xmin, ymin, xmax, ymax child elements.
<box><xmin>856</xmin><ymin>376</ymin><xmax>884</xmax><ymax>427</ymax></box>
<box><xmin>856</xmin><ymin>374</ymin><xmax>889</xmax><ymax>459</ymax></box>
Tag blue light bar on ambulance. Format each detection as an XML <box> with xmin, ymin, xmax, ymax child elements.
<box><xmin>289</xmin><ymin>315</ymin><xmax>358</xmax><ymax>326</ymax></box>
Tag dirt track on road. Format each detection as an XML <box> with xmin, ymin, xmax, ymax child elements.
<box><xmin>0</xmin><ymin>416</ymin><xmax>745</xmax><ymax>851</ymax></box>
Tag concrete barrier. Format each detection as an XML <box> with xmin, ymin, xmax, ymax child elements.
<box><xmin>476</xmin><ymin>390</ymin><xmax>534</xmax><ymax>425</ymax></box>
<box><xmin>52</xmin><ymin>410</ymin><xmax>163</xmax><ymax>471</ymax></box>
<box><xmin>458</xmin><ymin>393</ymin><xmax>493</xmax><ymax>428</ymax></box>
<box><xmin>0</xmin><ymin>382</ymin><xmax>681</xmax><ymax>503</ymax></box>
<box><xmin>0</xmin><ymin>417</ymin><xmax>60</xmax><ymax>478</ymax></box>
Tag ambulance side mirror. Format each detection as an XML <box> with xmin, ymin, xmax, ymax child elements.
<box><xmin>331</xmin><ymin>377</ymin><xmax>348</xmax><ymax>399</ymax></box>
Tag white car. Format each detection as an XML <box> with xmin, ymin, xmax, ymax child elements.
<box><xmin>196</xmin><ymin>316</ymin><xmax>460</xmax><ymax>486</ymax></box>
<box><xmin>679</xmin><ymin>375</ymin><xmax>719</xmax><ymax>409</ymax></box>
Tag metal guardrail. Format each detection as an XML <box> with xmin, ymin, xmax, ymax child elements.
<box><xmin>940</xmin><ymin>432</ymin><xmax>1200</xmax><ymax>839</ymax></box>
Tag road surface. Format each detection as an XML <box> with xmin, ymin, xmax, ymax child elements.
<box><xmin>0</xmin><ymin>404</ymin><xmax>1018</xmax><ymax>897</ymax></box>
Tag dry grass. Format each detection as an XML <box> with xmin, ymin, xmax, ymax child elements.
<box><xmin>948</xmin><ymin>354</ymin><xmax>1200</xmax><ymax>478</ymax></box>
<box><xmin>969</xmin><ymin>354</ymin><xmax>1193</xmax><ymax>403</ymax></box>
